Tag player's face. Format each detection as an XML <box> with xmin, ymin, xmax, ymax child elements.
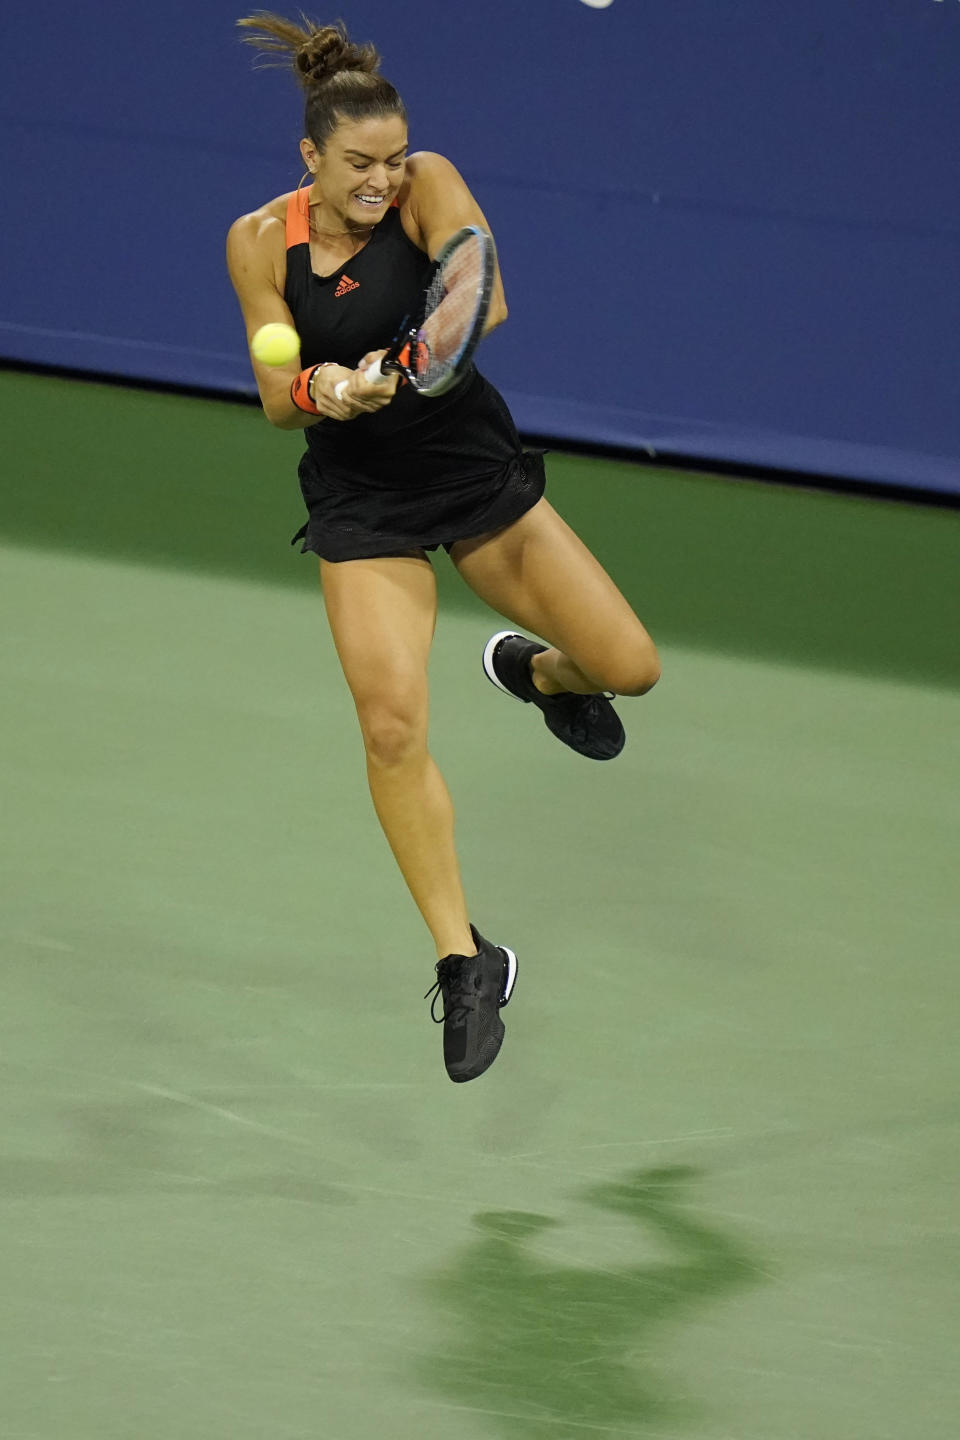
<box><xmin>305</xmin><ymin>115</ymin><xmax>408</xmax><ymax>230</ymax></box>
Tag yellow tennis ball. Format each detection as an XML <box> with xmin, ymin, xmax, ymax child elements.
<box><xmin>251</xmin><ymin>322</ymin><xmax>300</xmax><ymax>366</ymax></box>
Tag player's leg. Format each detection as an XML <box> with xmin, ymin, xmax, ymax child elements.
<box><xmin>448</xmin><ymin>498</ymin><xmax>658</xmax><ymax>760</ymax></box>
<box><xmin>450</xmin><ymin>495</ymin><xmax>659</xmax><ymax>697</ymax></box>
<box><xmin>319</xmin><ymin>550</ymin><xmax>518</xmax><ymax>1084</ymax></box>
<box><xmin>319</xmin><ymin>551</ymin><xmax>474</xmax><ymax>961</ymax></box>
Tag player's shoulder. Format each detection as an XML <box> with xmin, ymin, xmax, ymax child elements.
<box><xmin>226</xmin><ymin>195</ymin><xmax>291</xmax><ymax>294</ymax></box>
<box><xmin>227</xmin><ymin>194</ymin><xmax>289</xmax><ymax>253</ymax></box>
<box><xmin>405</xmin><ymin>151</ymin><xmax>463</xmax><ymax>185</ymax></box>
<box><xmin>403</xmin><ymin>153</ymin><xmax>471</xmax><ymax>219</ymax></box>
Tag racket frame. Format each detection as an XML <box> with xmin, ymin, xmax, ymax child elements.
<box><xmin>365</xmin><ymin>225</ymin><xmax>496</xmax><ymax>397</ymax></box>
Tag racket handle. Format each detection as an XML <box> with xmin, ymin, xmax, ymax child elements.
<box><xmin>334</xmin><ymin>379</ymin><xmax>349</xmax><ymax>401</ymax></box>
<box><xmin>363</xmin><ymin>357</ymin><xmax>386</xmax><ymax>386</ymax></box>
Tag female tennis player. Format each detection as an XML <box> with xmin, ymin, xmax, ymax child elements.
<box><xmin>227</xmin><ymin>14</ymin><xmax>660</xmax><ymax>1084</ymax></box>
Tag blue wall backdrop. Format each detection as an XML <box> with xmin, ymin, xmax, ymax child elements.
<box><xmin>1</xmin><ymin>1</ymin><xmax>958</xmax><ymax>493</ymax></box>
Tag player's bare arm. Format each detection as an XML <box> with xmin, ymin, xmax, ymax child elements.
<box><xmin>404</xmin><ymin>152</ymin><xmax>508</xmax><ymax>335</ymax></box>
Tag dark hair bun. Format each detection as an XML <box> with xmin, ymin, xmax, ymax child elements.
<box><xmin>238</xmin><ymin>12</ymin><xmax>404</xmax><ymax>149</ymax></box>
<box><xmin>237</xmin><ymin>14</ymin><xmax>381</xmax><ymax>89</ymax></box>
<box><xmin>296</xmin><ymin>22</ymin><xmax>380</xmax><ymax>86</ymax></box>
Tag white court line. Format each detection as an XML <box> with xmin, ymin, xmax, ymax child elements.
<box><xmin>133</xmin><ymin>1082</ymin><xmax>319</xmax><ymax>1150</ymax></box>
<box><xmin>499</xmin><ymin>1129</ymin><xmax>737</xmax><ymax>1162</ymax></box>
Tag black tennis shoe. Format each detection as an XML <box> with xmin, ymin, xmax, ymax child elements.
<box><xmin>482</xmin><ymin>630</ymin><xmax>625</xmax><ymax>761</ymax></box>
<box><xmin>424</xmin><ymin>925</ymin><xmax>518</xmax><ymax>1084</ymax></box>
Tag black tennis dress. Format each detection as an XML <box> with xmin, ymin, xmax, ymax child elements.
<box><xmin>282</xmin><ymin>188</ymin><xmax>545</xmax><ymax>561</ymax></box>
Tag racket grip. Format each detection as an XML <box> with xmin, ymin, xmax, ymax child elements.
<box><xmin>334</xmin><ymin>379</ymin><xmax>349</xmax><ymax>401</ymax></box>
<box><xmin>363</xmin><ymin>357</ymin><xmax>386</xmax><ymax>386</ymax></box>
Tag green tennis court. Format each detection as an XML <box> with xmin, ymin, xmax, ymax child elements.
<box><xmin>2</xmin><ymin>369</ymin><xmax>958</xmax><ymax>1439</ymax></box>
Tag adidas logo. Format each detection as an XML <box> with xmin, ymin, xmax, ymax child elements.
<box><xmin>334</xmin><ymin>273</ymin><xmax>360</xmax><ymax>298</ymax></box>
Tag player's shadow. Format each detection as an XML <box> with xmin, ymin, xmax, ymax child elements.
<box><xmin>410</xmin><ymin>1165</ymin><xmax>765</xmax><ymax>1438</ymax></box>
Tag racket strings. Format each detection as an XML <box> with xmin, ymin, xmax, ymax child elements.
<box><xmin>415</xmin><ymin>235</ymin><xmax>487</xmax><ymax>388</ymax></box>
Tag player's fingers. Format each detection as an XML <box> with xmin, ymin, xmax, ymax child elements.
<box><xmin>362</xmin><ymin>371</ymin><xmax>401</xmax><ymax>397</ymax></box>
<box><xmin>329</xmin><ymin>380</ymin><xmax>375</xmax><ymax>415</ymax></box>
<box><xmin>331</xmin><ymin>380</ymin><xmax>387</xmax><ymax>408</ymax></box>
<box><xmin>337</xmin><ymin>379</ymin><xmax>397</xmax><ymax>414</ymax></box>
<box><xmin>349</xmin><ymin>395</ymin><xmax>394</xmax><ymax>415</ymax></box>
<box><xmin>358</xmin><ymin>353</ymin><xmax>400</xmax><ymax>394</ymax></box>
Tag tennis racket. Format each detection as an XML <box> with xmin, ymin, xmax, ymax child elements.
<box><xmin>362</xmin><ymin>224</ymin><xmax>496</xmax><ymax>397</ymax></box>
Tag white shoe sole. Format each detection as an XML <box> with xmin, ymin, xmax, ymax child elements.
<box><xmin>499</xmin><ymin>946</ymin><xmax>519</xmax><ymax>1007</ymax></box>
<box><xmin>482</xmin><ymin>630</ymin><xmax>525</xmax><ymax>700</ymax></box>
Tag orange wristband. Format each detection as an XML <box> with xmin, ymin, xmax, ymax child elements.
<box><xmin>290</xmin><ymin>365</ymin><xmax>322</xmax><ymax>415</ymax></box>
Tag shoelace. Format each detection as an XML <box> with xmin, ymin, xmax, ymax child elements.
<box><xmin>568</xmin><ymin>692</ymin><xmax>614</xmax><ymax>743</ymax></box>
<box><xmin>423</xmin><ymin>957</ymin><xmax>478</xmax><ymax>1024</ymax></box>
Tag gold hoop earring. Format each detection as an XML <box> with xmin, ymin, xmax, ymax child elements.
<box><xmin>296</xmin><ymin>170</ymin><xmax>314</xmax><ymax>218</ymax></box>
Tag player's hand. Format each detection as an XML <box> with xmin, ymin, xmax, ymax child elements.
<box><xmin>308</xmin><ymin>352</ymin><xmax>400</xmax><ymax>421</ymax></box>
<box><xmin>353</xmin><ymin>349</ymin><xmax>402</xmax><ymax>403</ymax></box>
<box><xmin>307</xmin><ymin>364</ymin><xmax>357</xmax><ymax>421</ymax></box>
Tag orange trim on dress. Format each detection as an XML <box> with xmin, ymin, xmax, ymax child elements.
<box><xmin>286</xmin><ymin>186</ymin><xmax>311</xmax><ymax>249</ymax></box>
<box><xmin>286</xmin><ymin>186</ymin><xmax>399</xmax><ymax>247</ymax></box>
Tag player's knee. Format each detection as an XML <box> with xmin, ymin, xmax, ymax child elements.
<box><xmin>358</xmin><ymin>697</ymin><xmax>427</xmax><ymax>767</ymax></box>
<box><xmin>602</xmin><ymin>640</ymin><xmax>661</xmax><ymax>697</ymax></box>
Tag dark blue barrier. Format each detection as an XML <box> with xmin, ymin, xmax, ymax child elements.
<box><xmin>2</xmin><ymin>1</ymin><xmax>958</xmax><ymax>494</ymax></box>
